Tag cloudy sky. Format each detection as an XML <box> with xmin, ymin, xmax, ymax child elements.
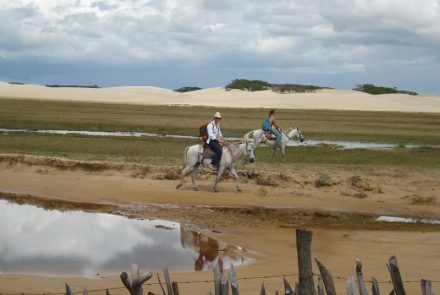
<box><xmin>0</xmin><ymin>0</ymin><xmax>439</xmax><ymax>93</ymax></box>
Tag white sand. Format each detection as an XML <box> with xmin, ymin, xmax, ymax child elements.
<box><xmin>1</xmin><ymin>81</ymin><xmax>440</xmax><ymax>112</ymax></box>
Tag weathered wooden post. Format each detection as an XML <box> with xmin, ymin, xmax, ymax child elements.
<box><xmin>421</xmin><ymin>279</ymin><xmax>433</xmax><ymax>295</ymax></box>
<box><xmin>386</xmin><ymin>256</ymin><xmax>406</xmax><ymax>295</ymax></box>
<box><xmin>214</xmin><ymin>260</ymin><xmax>222</xmax><ymax>295</ymax></box>
<box><xmin>296</xmin><ymin>228</ymin><xmax>316</xmax><ymax>295</ymax></box>
<box><xmin>172</xmin><ymin>281</ymin><xmax>180</xmax><ymax>295</ymax></box>
<box><xmin>315</xmin><ymin>258</ymin><xmax>336</xmax><ymax>295</ymax></box>
<box><xmin>120</xmin><ymin>264</ymin><xmax>152</xmax><ymax>295</ymax></box>
<box><xmin>371</xmin><ymin>277</ymin><xmax>380</xmax><ymax>295</ymax></box>
<box><xmin>65</xmin><ymin>283</ymin><xmax>72</xmax><ymax>295</ymax></box>
<box><xmin>317</xmin><ymin>275</ymin><xmax>325</xmax><ymax>295</ymax></box>
<box><xmin>229</xmin><ymin>264</ymin><xmax>239</xmax><ymax>295</ymax></box>
<box><xmin>346</xmin><ymin>277</ymin><xmax>356</xmax><ymax>295</ymax></box>
<box><xmin>163</xmin><ymin>268</ymin><xmax>174</xmax><ymax>295</ymax></box>
<box><xmin>260</xmin><ymin>283</ymin><xmax>266</xmax><ymax>295</ymax></box>
<box><xmin>284</xmin><ymin>277</ymin><xmax>294</xmax><ymax>295</ymax></box>
<box><xmin>220</xmin><ymin>275</ymin><xmax>230</xmax><ymax>295</ymax></box>
<box><xmin>356</xmin><ymin>259</ymin><xmax>368</xmax><ymax>295</ymax></box>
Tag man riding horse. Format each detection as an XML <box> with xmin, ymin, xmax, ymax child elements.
<box><xmin>206</xmin><ymin>112</ymin><xmax>226</xmax><ymax>171</ymax></box>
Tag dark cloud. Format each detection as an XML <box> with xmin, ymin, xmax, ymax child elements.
<box><xmin>0</xmin><ymin>0</ymin><xmax>439</xmax><ymax>93</ymax></box>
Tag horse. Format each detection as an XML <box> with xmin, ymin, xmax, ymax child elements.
<box><xmin>176</xmin><ymin>141</ymin><xmax>255</xmax><ymax>192</ymax></box>
<box><xmin>244</xmin><ymin>127</ymin><xmax>304</xmax><ymax>161</ymax></box>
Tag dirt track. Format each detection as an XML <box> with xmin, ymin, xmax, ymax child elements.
<box><xmin>1</xmin><ymin>154</ymin><xmax>440</xmax><ymax>294</ymax></box>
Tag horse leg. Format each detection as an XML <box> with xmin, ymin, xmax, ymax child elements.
<box><xmin>176</xmin><ymin>165</ymin><xmax>192</xmax><ymax>189</ymax></box>
<box><xmin>213</xmin><ymin>165</ymin><xmax>226</xmax><ymax>193</ymax></box>
<box><xmin>270</xmin><ymin>148</ymin><xmax>276</xmax><ymax>162</ymax></box>
<box><xmin>281</xmin><ymin>145</ymin><xmax>286</xmax><ymax>162</ymax></box>
<box><xmin>230</xmin><ymin>167</ymin><xmax>241</xmax><ymax>193</ymax></box>
<box><xmin>191</xmin><ymin>164</ymin><xmax>199</xmax><ymax>191</ymax></box>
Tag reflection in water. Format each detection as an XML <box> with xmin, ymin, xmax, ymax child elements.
<box><xmin>0</xmin><ymin>200</ymin><xmax>248</xmax><ymax>277</ymax></box>
<box><xmin>180</xmin><ymin>225</ymin><xmax>246</xmax><ymax>271</ymax></box>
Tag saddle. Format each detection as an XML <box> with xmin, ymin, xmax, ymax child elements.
<box><xmin>199</xmin><ymin>144</ymin><xmax>215</xmax><ymax>159</ymax></box>
<box><xmin>263</xmin><ymin>131</ymin><xmax>276</xmax><ymax>141</ymax></box>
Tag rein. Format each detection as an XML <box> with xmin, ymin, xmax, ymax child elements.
<box><xmin>226</xmin><ymin>142</ymin><xmax>247</xmax><ymax>162</ymax></box>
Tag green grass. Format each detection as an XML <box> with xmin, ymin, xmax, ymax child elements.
<box><xmin>1</xmin><ymin>132</ymin><xmax>439</xmax><ymax>168</ymax></box>
<box><xmin>0</xmin><ymin>98</ymin><xmax>440</xmax><ymax>145</ymax></box>
<box><xmin>1</xmin><ymin>98</ymin><xmax>440</xmax><ymax>168</ymax></box>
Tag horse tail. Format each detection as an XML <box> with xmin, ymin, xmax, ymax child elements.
<box><xmin>243</xmin><ymin>131</ymin><xmax>253</xmax><ymax>142</ymax></box>
<box><xmin>182</xmin><ymin>146</ymin><xmax>190</xmax><ymax>169</ymax></box>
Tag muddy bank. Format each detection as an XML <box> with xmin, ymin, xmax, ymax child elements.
<box><xmin>1</xmin><ymin>154</ymin><xmax>440</xmax><ymax>294</ymax></box>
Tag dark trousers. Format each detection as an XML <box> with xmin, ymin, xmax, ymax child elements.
<box><xmin>208</xmin><ymin>140</ymin><xmax>222</xmax><ymax>167</ymax></box>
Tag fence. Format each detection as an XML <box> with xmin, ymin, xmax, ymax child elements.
<box><xmin>3</xmin><ymin>228</ymin><xmax>436</xmax><ymax>295</ymax></box>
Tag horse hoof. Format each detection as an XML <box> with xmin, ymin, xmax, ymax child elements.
<box><xmin>236</xmin><ymin>189</ymin><xmax>242</xmax><ymax>193</ymax></box>
<box><xmin>193</xmin><ymin>187</ymin><xmax>199</xmax><ymax>191</ymax></box>
<box><xmin>176</xmin><ymin>184</ymin><xmax>181</xmax><ymax>189</ymax></box>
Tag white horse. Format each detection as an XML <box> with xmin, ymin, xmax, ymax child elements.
<box><xmin>244</xmin><ymin>127</ymin><xmax>304</xmax><ymax>161</ymax></box>
<box><xmin>176</xmin><ymin>141</ymin><xmax>255</xmax><ymax>192</ymax></box>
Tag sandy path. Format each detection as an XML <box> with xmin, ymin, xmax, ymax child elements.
<box><xmin>1</xmin><ymin>155</ymin><xmax>440</xmax><ymax>294</ymax></box>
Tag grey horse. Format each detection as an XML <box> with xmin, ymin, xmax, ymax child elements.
<box><xmin>176</xmin><ymin>141</ymin><xmax>255</xmax><ymax>192</ymax></box>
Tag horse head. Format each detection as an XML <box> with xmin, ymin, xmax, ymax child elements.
<box><xmin>286</xmin><ymin>127</ymin><xmax>304</xmax><ymax>142</ymax></box>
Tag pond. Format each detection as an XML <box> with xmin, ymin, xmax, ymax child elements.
<box><xmin>0</xmin><ymin>128</ymin><xmax>426</xmax><ymax>149</ymax></box>
<box><xmin>0</xmin><ymin>200</ymin><xmax>249</xmax><ymax>277</ymax></box>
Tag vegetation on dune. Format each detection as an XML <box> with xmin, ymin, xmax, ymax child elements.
<box><xmin>174</xmin><ymin>86</ymin><xmax>202</xmax><ymax>92</ymax></box>
<box><xmin>45</xmin><ymin>84</ymin><xmax>100</xmax><ymax>88</ymax></box>
<box><xmin>353</xmin><ymin>84</ymin><xmax>418</xmax><ymax>96</ymax></box>
<box><xmin>225</xmin><ymin>79</ymin><xmax>330</xmax><ymax>93</ymax></box>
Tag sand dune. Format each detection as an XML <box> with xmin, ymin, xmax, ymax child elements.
<box><xmin>1</xmin><ymin>81</ymin><xmax>440</xmax><ymax>112</ymax></box>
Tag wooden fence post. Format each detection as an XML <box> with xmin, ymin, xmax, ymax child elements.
<box><xmin>296</xmin><ymin>228</ymin><xmax>316</xmax><ymax>295</ymax></box>
<box><xmin>371</xmin><ymin>277</ymin><xmax>380</xmax><ymax>295</ymax></box>
<box><xmin>214</xmin><ymin>261</ymin><xmax>222</xmax><ymax>295</ymax></box>
<box><xmin>163</xmin><ymin>268</ymin><xmax>174</xmax><ymax>295</ymax></box>
<box><xmin>356</xmin><ymin>259</ymin><xmax>368</xmax><ymax>295</ymax></box>
<box><xmin>317</xmin><ymin>275</ymin><xmax>325</xmax><ymax>295</ymax></box>
<box><xmin>315</xmin><ymin>258</ymin><xmax>336</xmax><ymax>295</ymax></box>
<box><xmin>172</xmin><ymin>281</ymin><xmax>180</xmax><ymax>295</ymax></box>
<box><xmin>421</xmin><ymin>279</ymin><xmax>433</xmax><ymax>295</ymax></box>
<box><xmin>284</xmin><ymin>277</ymin><xmax>294</xmax><ymax>295</ymax></box>
<box><xmin>229</xmin><ymin>264</ymin><xmax>239</xmax><ymax>295</ymax></box>
<box><xmin>65</xmin><ymin>283</ymin><xmax>72</xmax><ymax>295</ymax></box>
<box><xmin>260</xmin><ymin>283</ymin><xmax>266</xmax><ymax>295</ymax></box>
<box><xmin>346</xmin><ymin>277</ymin><xmax>356</xmax><ymax>295</ymax></box>
<box><xmin>120</xmin><ymin>266</ymin><xmax>152</xmax><ymax>295</ymax></box>
<box><xmin>386</xmin><ymin>256</ymin><xmax>406</xmax><ymax>295</ymax></box>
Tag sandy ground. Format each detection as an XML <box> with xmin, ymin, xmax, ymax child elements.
<box><xmin>1</xmin><ymin>81</ymin><xmax>440</xmax><ymax>293</ymax></box>
<box><xmin>1</xmin><ymin>155</ymin><xmax>440</xmax><ymax>294</ymax></box>
<box><xmin>1</xmin><ymin>81</ymin><xmax>440</xmax><ymax>112</ymax></box>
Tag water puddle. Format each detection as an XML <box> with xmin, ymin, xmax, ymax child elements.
<box><xmin>0</xmin><ymin>200</ymin><xmax>249</xmax><ymax>277</ymax></box>
<box><xmin>377</xmin><ymin>215</ymin><xmax>440</xmax><ymax>224</ymax></box>
<box><xmin>0</xmin><ymin>128</ymin><xmax>428</xmax><ymax>149</ymax></box>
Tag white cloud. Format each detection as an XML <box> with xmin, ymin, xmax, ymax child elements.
<box><xmin>0</xmin><ymin>0</ymin><xmax>439</xmax><ymax>92</ymax></box>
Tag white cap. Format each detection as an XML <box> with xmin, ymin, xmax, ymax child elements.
<box><xmin>214</xmin><ymin>112</ymin><xmax>222</xmax><ymax>119</ymax></box>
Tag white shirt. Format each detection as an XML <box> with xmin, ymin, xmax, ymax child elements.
<box><xmin>206</xmin><ymin>120</ymin><xmax>222</xmax><ymax>144</ymax></box>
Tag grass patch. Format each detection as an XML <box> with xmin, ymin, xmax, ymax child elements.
<box><xmin>411</xmin><ymin>195</ymin><xmax>436</xmax><ymax>205</ymax></box>
<box><xmin>1</xmin><ymin>133</ymin><xmax>440</xmax><ymax>168</ymax></box>
<box><xmin>1</xmin><ymin>98</ymin><xmax>440</xmax><ymax>145</ymax></box>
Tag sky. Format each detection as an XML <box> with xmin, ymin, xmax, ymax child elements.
<box><xmin>0</xmin><ymin>0</ymin><xmax>439</xmax><ymax>93</ymax></box>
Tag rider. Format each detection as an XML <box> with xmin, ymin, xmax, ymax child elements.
<box><xmin>262</xmin><ymin>109</ymin><xmax>282</xmax><ymax>149</ymax></box>
<box><xmin>206</xmin><ymin>112</ymin><xmax>226</xmax><ymax>170</ymax></box>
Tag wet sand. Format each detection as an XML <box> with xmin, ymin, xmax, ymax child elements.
<box><xmin>1</xmin><ymin>155</ymin><xmax>440</xmax><ymax>294</ymax></box>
